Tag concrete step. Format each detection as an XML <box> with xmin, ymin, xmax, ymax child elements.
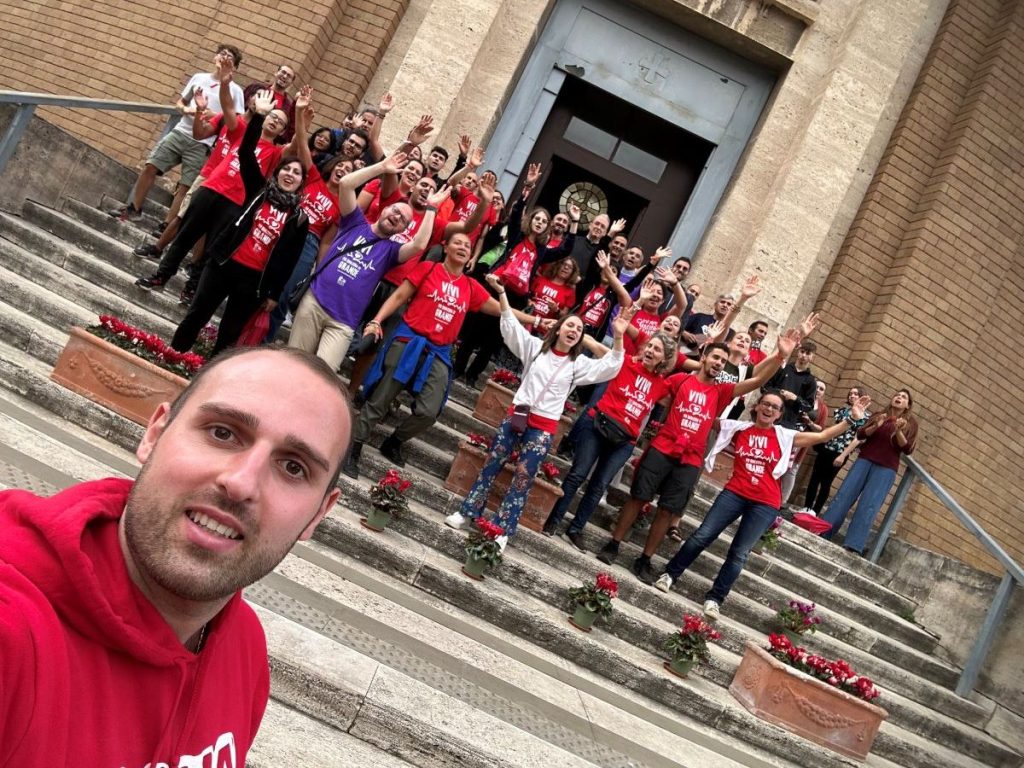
<box><xmin>255</xmin><ymin>603</ymin><xmax>602</xmax><ymax>768</ymax></box>
<box><xmin>61</xmin><ymin>196</ymin><xmax>163</xmax><ymax>251</ymax></box>
<box><xmin>320</xmin><ymin>459</ymin><xmax>1012</xmax><ymax>766</ymax></box>
<box><xmin>252</xmin><ymin>548</ymin><xmax>782</xmax><ymax>768</ymax></box>
<box><xmin>99</xmin><ymin>192</ymin><xmax>169</xmax><ymax>231</ymax></box>
<box><xmin>306</xmin><ymin>498</ymin><xmax>1000</xmax><ymax>768</ymax></box>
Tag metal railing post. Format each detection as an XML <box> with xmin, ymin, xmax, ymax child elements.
<box><xmin>159</xmin><ymin>113</ymin><xmax>180</xmax><ymax>139</ymax></box>
<box><xmin>0</xmin><ymin>103</ymin><xmax>37</xmax><ymax>176</ymax></box>
<box><xmin>867</xmin><ymin>469</ymin><xmax>916</xmax><ymax>564</ymax></box>
<box><xmin>956</xmin><ymin>571</ymin><xmax>1015</xmax><ymax>697</ymax></box>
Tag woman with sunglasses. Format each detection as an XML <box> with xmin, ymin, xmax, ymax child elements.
<box><xmin>653</xmin><ymin>389</ymin><xmax>870</xmax><ymax>621</ymax></box>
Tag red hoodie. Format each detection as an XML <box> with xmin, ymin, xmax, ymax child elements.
<box><xmin>0</xmin><ymin>478</ymin><xmax>269</xmax><ymax>768</ymax></box>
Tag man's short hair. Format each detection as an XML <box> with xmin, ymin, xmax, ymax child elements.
<box><xmin>799</xmin><ymin>340</ymin><xmax>818</xmax><ymax>354</ymax></box>
<box><xmin>360</xmin><ymin>107</ymin><xmax>381</xmax><ymax>117</ymax></box>
<box><xmin>718</xmin><ymin>293</ymin><xmax>735</xmax><ymax>302</ymax></box>
<box><xmin>748</xmin><ymin>320</ymin><xmax>768</xmax><ymax>332</ymax></box>
<box><xmin>347</xmin><ymin>128</ymin><xmax>369</xmax><ymax>145</ymax></box>
<box><xmin>217</xmin><ymin>44</ymin><xmax>243</xmax><ymax>68</ymax></box>
<box><xmin>430</xmin><ymin>145</ymin><xmax>449</xmax><ymax>161</ymax></box>
<box><xmin>703</xmin><ymin>342</ymin><xmax>729</xmax><ymax>357</ymax></box>
<box><xmin>675</xmin><ymin>256</ymin><xmax>692</xmax><ymax>266</ymax></box>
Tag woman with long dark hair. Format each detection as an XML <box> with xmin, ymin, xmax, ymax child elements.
<box><xmin>802</xmin><ymin>385</ymin><xmax>869</xmax><ymax>512</ymax></box>
<box><xmin>654</xmin><ymin>389</ymin><xmax>871</xmax><ymax>620</ymax></box>
<box><xmin>170</xmin><ymin>89</ymin><xmax>310</xmax><ymax>357</ymax></box>
<box><xmin>821</xmin><ymin>388</ymin><xmax>918</xmax><ymax>553</ymax></box>
<box><xmin>445</xmin><ymin>273</ymin><xmax>632</xmax><ymax>547</ymax></box>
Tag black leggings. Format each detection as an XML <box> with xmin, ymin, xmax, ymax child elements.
<box><xmin>154</xmin><ymin>188</ymin><xmax>241</xmax><ymax>281</ymax></box>
<box><xmin>453</xmin><ymin>290</ymin><xmax>527</xmax><ymax>380</ymax></box>
<box><xmin>171</xmin><ymin>259</ymin><xmax>263</xmax><ymax>355</ymax></box>
<box><xmin>804</xmin><ymin>446</ymin><xmax>843</xmax><ymax>512</ymax></box>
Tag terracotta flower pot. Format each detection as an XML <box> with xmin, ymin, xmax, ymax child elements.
<box><xmin>443</xmin><ymin>442</ymin><xmax>563</xmax><ymax>532</ymax></box>
<box><xmin>568</xmin><ymin>605</ymin><xmax>598</xmax><ymax>632</ymax></box>
<box><xmin>51</xmin><ymin>327</ymin><xmax>188</xmax><ymax>426</ymax></box>
<box><xmin>729</xmin><ymin>641</ymin><xmax>888</xmax><ymax>761</ymax></box>
<box><xmin>361</xmin><ymin>507</ymin><xmax>392</xmax><ymax>532</ymax></box>
<box><xmin>663</xmin><ymin>657</ymin><xmax>697</xmax><ymax>678</ymax></box>
<box><xmin>462</xmin><ymin>554</ymin><xmax>488</xmax><ymax>580</ymax></box>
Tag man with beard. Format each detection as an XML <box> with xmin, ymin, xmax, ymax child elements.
<box><xmin>0</xmin><ymin>347</ymin><xmax>352</xmax><ymax>768</ymax></box>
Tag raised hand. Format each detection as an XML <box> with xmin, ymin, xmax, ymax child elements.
<box><xmin>798</xmin><ymin>311</ymin><xmax>821</xmax><ymax>340</ymax></box>
<box><xmin>407</xmin><ymin>114</ymin><xmax>434</xmax><ymax>145</ymax></box>
<box><xmin>381</xmin><ymin>151</ymin><xmax>409</xmax><ymax>175</ymax></box>
<box><xmin>526</xmin><ymin>162</ymin><xmax>542</xmax><ymax>186</ymax></box>
<box><xmin>539</xmin><ymin>318</ymin><xmax>556</xmax><ymax>332</ymax></box>
<box><xmin>378</xmin><ymin>92</ymin><xmax>395</xmax><ymax>115</ymax></box>
<box><xmin>612</xmin><ymin>303</ymin><xmax>639</xmax><ymax>337</ymax></box>
<box><xmin>458</xmin><ymin>134</ymin><xmax>472</xmax><ymax>156</ymax></box>
<box><xmin>477</xmin><ymin>172</ymin><xmax>496</xmax><ymax>202</ymax></box>
<box><xmin>740</xmin><ymin>274</ymin><xmax>761</xmax><ymax>300</ymax></box>
<box><xmin>705</xmin><ymin>319</ymin><xmax>726</xmax><ymax>340</ymax></box>
<box><xmin>638</xmin><ymin>276</ymin><xmax>658</xmax><ymax>305</ymax></box>
<box><xmin>295</xmin><ymin>85</ymin><xmax>313</xmax><ymax>111</ymax></box>
<box><xmin>468</xmin><ymin>145</ymin><xmax>485</xmax><ymax>169</ymax></box>
<box><xmin>485</xmin><ymin>273</ymin><xmax>504</xmax><ymax>292</ymax></box>
<box><xmin>252</xmin><ymin>89</ymin><xmax>275</xmax><ymax>116</ymax></box>
<box><xmin>893</xmin><ymin>416</ymin><xmax>908</xmax><ymax>431</ymax></box>
<box><xmin>193</xmin><ymin>90</ymin><xmax>208</xmax><ymax>113</ymax></box>
<box><xmin>214</xmin><ymin>52</ymin><xmax>234</xmax><ymax>83</ymax></box>
<box><xmin>427</xmin><ymin>183</ymin><xmax>452</xmax><ymax>208</ymax></box>
<box><xmin>595</xmin><ymin>251</ymin><xmax>610</xmax><ymax>271</ymax></box>
<box><xmin>776</xmin><ymin>327</ymin><xmax>801</xmax><ymax>359</ymax></box>
<box><xmin>651</xmin><ymin>246</ymin><xmax>671</xmax><ymax>265</ymax></box>
<box><xmin>850</xmin><ymin>395</ymin><xmax>872</xmax><ymax>421</ymax></box>
<box><xmin>567</xmin><ymin>202</ymin><xmax>581</xmax><ymax>222</ymax></box>
<box><xmin>609</xmin><ymin>218</ymin><xmax>627</xmax><ymax>237</ymax></box>
<box><xmin>653</xmin><ymin>266</ymin><xmax>677</xmax><ymax>285</ymax></box>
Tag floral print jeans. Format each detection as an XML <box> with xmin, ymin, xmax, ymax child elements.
<box><xmin>458</xmin><ymin>416</ymin><xmax>554</xmax><ymax>537</ymax></box>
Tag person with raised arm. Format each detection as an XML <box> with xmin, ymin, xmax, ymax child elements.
<box><xmin>653</xmin><ymin>390</ymin><xmax>872</xmax><ymax>621</ymax></box>
<box><xmin>444</xmin><ymin>274</ymin><xmax>629</xmax><ymax>548</ymax></box>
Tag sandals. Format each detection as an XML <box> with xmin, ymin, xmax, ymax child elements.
<box><xmin>668</xmin><ymin>526</ymin><xmax>683</xmax><ymax>542</ymax></box>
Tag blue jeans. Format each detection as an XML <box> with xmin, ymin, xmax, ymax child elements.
<box><xmin>267</xmin><ymin>232</ymin><xmax>320</xmax><ymax>341</ymax></box>
<box><xmin>563</xmin><ymin>382</ymin><xmax>609</xmax><ymax>449</ymax></box>
<box><xmin>663</xmin><ymin>489</ymin><xmax>777</xmax><ymax>604</ymax></box>
<box><xmin>458</xmin><ymin>417</ymin><xmax>553</xmax><ymax>537</ymax></box>
<box><xmin>821</xmin><ymin>458</ymin><xmax>897</xmax><ymax>553</ymax></box>
<box><xmin>545</xmin><ymin>414</ymin><xmax>635</xmax><ymax>534</ymax></box>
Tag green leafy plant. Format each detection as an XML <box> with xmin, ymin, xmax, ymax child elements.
<box><xmin>664</xmin><ymin>613</ymin><xmax>721</xmax><ymax>664</ymax></box>
<box><xmin>567</xmin><ymin>572</ymin><xmax>619</xmax><ymax>619</ymax></box>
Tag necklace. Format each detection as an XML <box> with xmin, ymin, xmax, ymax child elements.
<box><xmin>188</xmin><ymin>622</ymin><xmax>209</xmax><ymax>654</ymax></box>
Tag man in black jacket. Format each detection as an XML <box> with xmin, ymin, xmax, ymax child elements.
<box><xmin>763</xmin><ymin>340</ymin><xmax>818</xmax><ymax>429</ymax></box>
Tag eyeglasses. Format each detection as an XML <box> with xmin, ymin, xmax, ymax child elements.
<box><xmin>760</xmin><ymin>402</ymin><xmax>783</xmax><ymax>411</ymax></box>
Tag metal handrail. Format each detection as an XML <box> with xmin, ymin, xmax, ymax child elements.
<box><xmin>868</xmin><ymin>454</ymin><xmax>1021</xmax><ymax>697</ymax></box>
<box><xmin>0</xmin><ymin>90</ymin><xmax>179</xmax><ymax>176</ymax></box>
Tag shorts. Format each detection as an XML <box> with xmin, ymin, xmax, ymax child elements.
<box><xmin>177</xmin><ymin>174</ymin><xmax>206</xmax><ymax>218</ymax></box>
<box><xmin>629</xmin><ymin>446</ymin><xmax>700</xmax><ymax>515</ymax></box>
<box><xmin>146</xmin><ymin>130</ymin><xmax>210</xmax><ymax>187</ymax></box>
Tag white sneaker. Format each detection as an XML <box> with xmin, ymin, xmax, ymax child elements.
<box><xmin>702</xmin><ymin>599</ymin><xmax>721</xmax><ymax>622</ymax></box>
<box><xmin>654</xmin><ymin>573</ymin><xmax>673</xmax><ymax>592</ymax></box>
<box><xmin>495</xmin><ymin>534</ymin><xmax>508</xmax><ymax>552</ymax></box>
<box><xmin>444</xmin><ymin>512</ymin><xmax>468</xmax><ymax>530</ymax></box>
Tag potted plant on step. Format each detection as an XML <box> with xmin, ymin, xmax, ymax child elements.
<box><xmin>471</xmin><ymin>368</ymin><xmax>521</xmax><ymax>427</ymax></box>
<box><xmin>361</xmin><ymin>469</ymin><xmax>412</xmax><ymax>532</ymax></box>
<box><xmin>566</xmin><ymin>572</ymin><xmax>618</xmax><ymax>632</ymax></box>
<box><xmin>462</xmin><ymin>517</ymin><xmax>505</xmax><ymax>580</ymax></box>
<box><xmin>663</xmin><ymin>613</ymin><xmax>721</xmax><ymax>678</ymax></box>
<box><xmin>730</xmin><ymin>634</ymin><xmax>886</xmax><ymax>760</ymax></box>
<box><xmin>772</xmin><ymin>599</ymin><xmax>822</xmax><ymax>646</ymax></box>
<box><xmin>753</xmin><ymin>516</ymin><xmax>783</xmax><ymax>554</ymax></box>
<box><xmin>51</xmin><ymin>315</ymin><xmax>205</xmax><ymax>425</ymax></box>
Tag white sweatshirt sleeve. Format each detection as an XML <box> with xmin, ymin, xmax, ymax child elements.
<box><xmin>499</xmin><ymin>305</ymin><xmax>541</xmax><ymax>366</ymax></box>
<box><xmin>572</xmin><ymin>347</ymin><xmax>625</xmax><ymax>387</ymax></box>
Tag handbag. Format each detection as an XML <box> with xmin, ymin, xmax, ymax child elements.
<box><xmin>236</xmin><ymin>309</ymin><xmax>271</xmax><ymax>347</ymax></box>
<box><xmin>594</xmin><ymin>411</ymin><xmax>633</xmax><ymax>447</ymax></box>
<box><xmin>288</xmin><ymin>236</ymin><xmax>383</xmax><ymax>314</ymax></box>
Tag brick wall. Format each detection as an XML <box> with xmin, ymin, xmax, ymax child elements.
<box><xmin>814</xmin><ymin>0</ymin><xmax>1024</xmax><ymax>573</ymax></box>
<box><xmin>0</xmin><ymin>0</ymin><xmax>407</xmax><ymax>173</ymax></box>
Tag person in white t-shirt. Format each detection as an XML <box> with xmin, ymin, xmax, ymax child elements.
<box><xmin>109</xmin><ymin>44</ymin><xmax>245</xmax><ymax>225</ymax></box>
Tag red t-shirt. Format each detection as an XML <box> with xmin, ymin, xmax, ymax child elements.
<box><xmin>650</xmin><ymin>373</ymin><xmax>736</xmax><ymax>467</ymax></box>
<box><xmin>402</xmin><ymin>261</ymin><xmax>490</xmax><ymax>345</ymax></box>
<box><xmin>362</xmin><ymin>178</ymin><xmax>406</xmax><ymax>224</ymax></box>
<box><xmin>383</xmin><ymin>208</ymin><xmax>449</xmax><ymax>286</ymax></box>
<box><xmin>300</xmin><ymin>167</ymin><xmax>341</xmax><ymax>240</ymax></box>
<box><xmin>203</xmin><ymin>133</ymin><xmax>284</xmax><ymax>205</ymax></box>
<box><xmin>529</xmin><ymin>275</ymin><xmax>575</xmax><ymax>322</ymax></box>
<box><xmin>595</xmin><ymin>356</ymin><xmax>671</xmax><ymax>439</ymax></box>
<box><xmin>198</xmin><ymin>114</ymin><xmax>246</xmax><ymax>178</ymax></box>
<box><xmin>726</xmin><ymin>426</ymin><xmax>784</xmax><ymax>508</ymax></box>
<box><xmin>578</xmin><ymin>287</ymin><xmax>611</xmax><ymax>328</ymax></box>
<box><xmin>493</xmin><ymin>239</ymin><xmax>538</xmax><ymax>296</ymax></box>
<box><xmin>748</xmin><ymin>347</ymin><xmax>767</xmax><ymax>366</ymax></box>
<box><xmin>231</xmin><ymin>201</ymin><xmax>288</xmax><ymax>270</ymax></box>
<box><xmin>624</xmin><ymin>309</ymin><xmax>663</xmax><ymax>355</ymax></box>
<box><xmin>449</xmin><ymin>188</ymin><xmax>498</xmax><ymax>245</ymax></box>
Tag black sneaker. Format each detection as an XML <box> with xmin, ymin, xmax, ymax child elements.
<box><xmin>149</xmin><ymin>221</ymin><xmax>167</xmax><ymax>237</ymax></box>
<box><xmin>541</xmin><ymin>519</ymin><xmax>558</xmax><ymax>537</ymax></box>
<box><xmin>109</xmin><ymin>204</ymin><xmax>142</xmax><ymax>222</ymax></box>
<box><xmin>565</xmin><ymin>530</ymin><xmax>587</xmax><ymax>552</ymax></box>
<box><xmin>135</xmin><ymin>275</ymin><xmax>167</xmax><ymax>292</ymax></box>
<box><xmin>178</xmin><ymin>287</ymin><xmax>195</xmax><ymax>306</ymax></box>
<box><xmin>379</xmin><ymin>435</ymin><xmax>406</xmax><ymax>467</ymax></box>
<box><xmin>133</xmin><ymin>243</ymin><xmax>163</xmax><ymax>259</ymax></box>
<box><xmin>632</xmin><ymin>556</ymin><xmax>655</xmax><ymax>585</ymax></box>
<box><xmin>596</xmin><ymin>540</ymin><xmax>619</xmax><ymax>565</ymax></box>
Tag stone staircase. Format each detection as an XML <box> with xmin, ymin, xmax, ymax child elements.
<box><xmin>0</xmin><ymin>194</ymin><xmax>1019</xmax><ymax>768</ymax></box>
